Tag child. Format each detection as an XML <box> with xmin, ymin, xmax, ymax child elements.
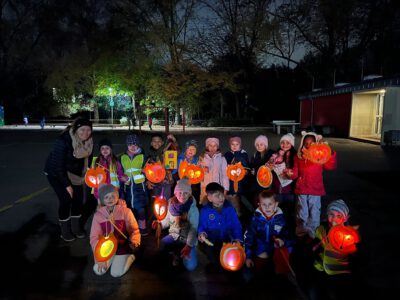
<box><xmin>244</xmin><ymin>190</ymin><xmax>292</xmax><ymax>272</ymax></box>
<box><xmin>224</xmin><ymin>136</ymin><xmax>251</xmax><ymax>217</ymax></box>
<box><xmin>249</xmin><ymin>135</ymin><xmax>274</xmax><ymax>205</ymax></box>
<box><xmin>198</xmin><ymin>182</ymin><xmax>242</xmax><ymax>269</ymax></box>
<box><xmin>288</xmin><ymin>131</ymin><xmax>337</xmax><ymax>239</ymax></box>
<box><xmin>92</xmin><ymin>138</ymin><xmax>128</xmax><ymax>201</ymax></box>
<box><xmin>120</xmin><ymin>134</ymin><xmax>148</xmax><ymax>236</ymax></box>
<box><xmin>152</xmin><ymin>177</ymin><xmax>199</xmax><ymax>271</ymax></box>
<box><xmin>312</xmin><ymin>199</ymin><xmax>358</xmax><ymax>299</ymax></box>
<box><xmin>90</xmin><ymin>184</ymin><xmax>141</xmax><ymax>277</ymax></box>
<box><xmin>199</xmin><ymin>138</ymin><xmax>229</xmax><ymax>205</ymax></box>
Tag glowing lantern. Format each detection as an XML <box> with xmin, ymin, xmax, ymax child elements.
<box><xmin>256</xmin><ymin>165</ymin><xmax>273</xmax><ymax>188</ymax></box>
<box><xmin>185</xmin><ymin>164</ymin><xmax>204</xmax><ymax>184</ymax></box>
<box><xmin>144</xmin><ymin>162</ymin><xmax>166</xmax><ymax>183</ymax></box>
<box><xmin>227</xmin><ymin>162</ymin><xmax>246</xmax><ymax>192</ymax></box>
<box><xmin>94</xmin><ymin>233</ymin><xmax>118</xmax><ymax>262</ymax></box>
<box><xmin>85</xmin><ymin>167</ymin><xmax>106</xmax><ymax>188</ymax></box>
<box><xmin>328</xmin><ymin>225</ymin><xmax>360</xmax><ymax>254</ymax></box>
<box><xmin>178</xmin><ymin>160</ymin><xmax>188</xmax><ymax>179</ymax></box>
<box><xmin>220</xmin><ymin>242</ymin><xmax>246</xmax><ymax>271</ymax></box>
<box><xmin>303</xmin><ymin>142</ymin><xmax>332</xmax><ymax>164</ymax></box>
<box><xmin>153</xmin><ymin>196</ymin><xmax>168</xmax><ymax>221</ymax></box>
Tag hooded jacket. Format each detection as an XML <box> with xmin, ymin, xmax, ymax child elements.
<box><xmin>200</xmin><ymin>151</ymin><xmax>229</xmax><ymax>191</ymax></box>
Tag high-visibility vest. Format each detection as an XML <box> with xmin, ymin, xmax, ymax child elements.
<box><xmin>91</xmin><ymin>157</ymin><xmax>120</xmax><ymax>188</ymax></box>
<box><xmin>120</xmin><ymin>153</ymin><xmax>145</xmax><ymax>184</ymax></box>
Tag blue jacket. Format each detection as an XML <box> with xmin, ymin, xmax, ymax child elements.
<box><xmin>244</xmin><ymin>208</ymin><xmax>292</xmax><ymax>258</ymax></box>
<box><xmin>224</xmin><ymin>150</ymin><xmax>250</xmax><ymax>194</ymax></box>
<box><xmin>198</xmin><ymin>201</ymin><xmax>243</xmax><ymax>243</ymax></box>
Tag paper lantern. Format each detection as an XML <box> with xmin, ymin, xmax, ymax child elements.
<box><xmin>328</xmin><ymin>225</ymin><xmax>360</xmax><ymax>254</ymax></box>
<box><xmin>85</xmin><ymin>167</ymin><xmax>106</xmax><ymax>188</ymax></box>
<box><xmin>178</xmin><ymin>160</ymin><xmax>188</xmax><ymax>179</ymax></box>
<box><xmin>144</xmin><ymin>162</ymin><xmax>166</xmax><ymax>183</ymax></box>
<box><xmin>220</xmin><ymin>242</ymin><xmax>246</xmax><ymax>271</ymax></box>
<box><xmin>227</xmin><ymin>162</ymin><xmax>246</xmax><ymax>192</ymax></box>
<box><xmin>256</xmin><ymin>165</ymin><xmax>273</xmax><ymax>188</ymax></box>
<box><xmin>94</xmin><ymin>233</ymin><xmax>118</xmax><ymax>262</ymax></box>
<box><xmin>185</xmin><ymin>164</ymin><xmax>204</xmax><ymax>184</ymax></box>
<box><xmin>303</xmin><ymin>142</ymin><xmax>332</xmax><ymax>164</ymax></box>
<box><xmin>153</xmin><ymin>196</ymin><xmax>168</xmax><ymax>221</ymax></box>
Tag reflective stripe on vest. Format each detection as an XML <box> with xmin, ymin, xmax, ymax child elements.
<box><xmin>121</xmin><ymin>154</ymin><xmax>145</xmax><ymax>183</ymax></box>
<box><xmin>91</xmin><ymin>157</ymin><xmax>120</xmax><ymax>188</ymax></box>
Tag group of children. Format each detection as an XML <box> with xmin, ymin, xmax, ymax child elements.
<box><xmin>87</xmin><ymin>130</ymin><xmax>357</xmax><ymax>299</ymax></box>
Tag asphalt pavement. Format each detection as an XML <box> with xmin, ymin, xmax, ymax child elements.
<box><xmin>0</xmin><ymin>126</ymin><xmax>399</xmax><ymax>300</ymax></box>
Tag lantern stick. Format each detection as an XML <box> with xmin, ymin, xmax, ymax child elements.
<box><xmin>108</xmin><ymin>218</ymin><xmax>128</xmax><ymax>240</ymax></box>
<box><xmin>203</xmin><ymin>237</ymin><xmax>214</xmax><ymax>246</ymax></box>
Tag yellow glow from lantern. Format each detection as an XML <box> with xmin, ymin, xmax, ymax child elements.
<box><xmin>155</xmin><ymin>204</ymin><xmax>160</xmax><ymax>215</ymax></box>
<box><xmin>100</xmin><ymin>239</ymin><xmax>115</xmax><ymax>258</ymax></box>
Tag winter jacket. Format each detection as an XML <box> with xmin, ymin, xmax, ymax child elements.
<box><xmin>224</xmin><ymin>149</ymin><xmax>250</xmax><ymax>194</ymax></box>
<box><xmin>44</xmin><ymin>130</ymin><xmax>92</xmax><ymax>187</ymax></box>
<box><xmin>160</xmin><ymin>197</ymin><xmax>199</xmax><ymax>247</ymax></box>
<box><xmin>291</xmin><ymin>152</ymin><xmax>337</xmax><ymax>196</ymax></box>
<box><xmin>198</xmin><ymin>201</ymin><xmax>242</xmax><ymax>243</ymax></box>
<box><xmin>90</xmin><ymin>199</ymin><xmax>140</xmax><ymax>258</ymax></box>
<box><xmin>244</xmin><ymin>207</ymin><xmax>292</xmax><ymax>258</ymax></box>
<box><xmin>249</xmin><ymin>150</ymin><xmax>274</xmax><ymax>193</ymax></box>
<box><xmin>200</xmin><ymin>151</ymin><xmax>229</xmax><ymax>191</ymax></box>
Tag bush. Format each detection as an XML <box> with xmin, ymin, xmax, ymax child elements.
<box><xmin>120</xmin><ymin>116</ymin><xmax>128</xmax><ymax>125</ymax></box>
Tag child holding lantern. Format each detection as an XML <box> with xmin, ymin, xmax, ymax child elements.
<box><xmin>152</xmin><ymin>177</ymin><xmax>199</xmax><ymax>271</ymax></box>
<box><xmin>287</xmin><ymin>131</ymin><xmax>337</xmax><ymax>240</ymax></box>
<box><xmin>90</xmin><ymin>184</ymin><xmax>140</xmax><ymax>277</ymax></box>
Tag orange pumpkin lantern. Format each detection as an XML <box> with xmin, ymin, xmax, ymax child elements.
<box><xmin>220</xmin><ymin>242</ymin><xmax>246</xmax><ymax>271</ymax></box>
<box><xmin>144</xmin><ymin>162</ymin><xmax>166</xmax><ymax>183</ymax></box>
<box><xmin>304</xmin><ymin>142</ymin><xmax>332</xmax><ymax>164</ymax></box>
<box><xmin>227</xmin><ymin>162</ymin><xmax>246</xmax><ymax>192</ymax></box>
<box><xmin>185</xmin><ymin>164</ymin><xmax>205</xmax><ymax>184</ymax></box>
<box><xmin>256</xmin><ymin>165</ymin><xmax>273</xmax><ymax>188</ymax></box>
<box><xmin>94</xmin><ymin>233</ymin><xmax>118</xmax><ymax>262</ymax></box>
<box><xmin>153</xmin><ymin>196</ymin><xmax>168</xmax><ymax>221</ymax></box>
<box><xmin>178</xmin><ymin>160</ymin><xmax>188</xmax><ymax>179</ymax></box>
<box><xmin>328</xmin><ymin>225</ymin><xmax>360</xmax><ymax>254</ymax></box>
<box><xmin>85</xmin><ymin>167</ymin><xmax>107</xmax><ymax>188</ymax></box>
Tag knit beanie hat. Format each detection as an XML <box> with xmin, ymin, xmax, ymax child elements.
<box><xmin>254</xmin><ymin>135</ymin><xmax>269</xmax><ymax>149</ymax></box>
<box><xmin>126</xmin><ymin>134</ymin><xmax>139</xmax><ymax>146</ymax></box>
<box><xmin>98</xmin><ymin>184</ymin><xmax>117</xmax><ymax>205</ymax></box>
<box><xmin>205</xmin><ymin>137</ymin><xmax>219</xmax><ymax>148</ymax></box>
<box><xmin>174</xmin><ymin>177</ymin><xmax>192</xmax><ymax>194</ymax></box>
<box><xmin>72</xmin><ymin>117</ymin><xmax>92</xmax><ymax>133</ymax></box>
<box><xmin>327</xmin><ymin>199</ymin><xmax>349</xmax><ymax>219</ymax></box>
<box><xmin>229</xmin><ymin>136</ymin><xmax>242</xmax><ymax>145</ymax></box>
<box><xmin>185</xmin><ymin>139</ymin><xmax>198</xmax><ymax>150</ymax></box>
<box><xmin>298</xmin><ymin>131</ymin><xmax>323</xmax><ymax>158</ymax></box>
<box><xmin>99</xmin><ymin>138</ymin><xmax>113</xmax><ymax>149</ymax></box>
<box><xmin>280</xmin><ymin>133</ymin><xmax>295</xmax><ymax>147</ymax></box>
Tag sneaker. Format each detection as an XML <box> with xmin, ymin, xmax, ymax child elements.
<box><xmin>140</xmin><ymin>228</ymin><xmax>149</xmax><ymax>236</ymax></box>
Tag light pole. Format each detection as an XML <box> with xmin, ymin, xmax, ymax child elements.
<box><xmin>108</xmin><ymin>88</ymin><xmax>114</xmax><ymax>125</ymax></box>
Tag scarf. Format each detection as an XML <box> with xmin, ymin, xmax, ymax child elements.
<box><xmin>69</xmin><ymin>128</ymin><xmax>93</xmax><ymax>159</ymax></box>
<box><xmin>169</xmin><ymin>196</ymin><xmax>193</xmax><ymax>228</ymax></box>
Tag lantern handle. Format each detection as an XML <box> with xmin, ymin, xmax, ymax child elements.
<box><xmin>95</xmin><ymin>163</ymin><xmax>110</xmax><ymax>173</ymax></box>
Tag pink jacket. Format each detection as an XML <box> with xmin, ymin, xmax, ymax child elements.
<box><xmin>291</xmin><ymin>152</ymin><xmax>337</xmax><ymax>196</ymax></box>
<box><xmin>90</xmin><ymin>199</ymin><xmax>140</xmax><ymax>258</ymax></box>
<box><xmin>200</xmin><ymin>151</ymin><xmax>229</xmax><ymax>191</ymax></box>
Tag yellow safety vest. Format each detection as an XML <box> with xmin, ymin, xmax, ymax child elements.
<box><xmin>120</xmin><ymin>153</ymin><xmax>145</xmax><ymax>184</ymax></box>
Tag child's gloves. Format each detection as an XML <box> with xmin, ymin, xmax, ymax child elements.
<box><xmin>180</xmin><ymin>244</ymin><xmax>192</xmax><ymax>259</ymax></box>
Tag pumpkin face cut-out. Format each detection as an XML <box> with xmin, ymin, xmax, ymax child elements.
<box><xmin>153</xmin><ymin>196</ymin><xmax>168</xmax><ymax>221</ymax></box>
<box><xmin>220</xmin><ymin>242</ymin><xmax>246</xmax><ymax>271</ymax></box>
<box><xmin>226</xmin><ymin>162</ymin><xmax>246</xmax><ymax>192</ymax></box>
<box><xmin>184</xmin><ymin>164</ymin><xmax>204</xmax><ymax>184</ymax></box>
<box><xmin>178</xmin><ymin>160</ymin><xmax>188</xmax><ymax>179</ymax></box>
<box><xmin>328</xmin><ymin>225</ymin><xmax>360</xmax><ymax>254</ymax></box>
<box><xmin>256</xmin><ymin>165</ymin><xmax>273</xmax><ymax>188</ymax></box>
<box><xmin>94</xmin><ymin>233</ymin><xmax>118</xmax><ymax>262</ymax></box>
<box><xmin>85</xmin><ymin>167</ymin><xmax>107</xmax><ymax>188</ymax></box>
<box><xmin>303</xmin><ymin>142</ymin><xmax>332</xmax><ymax>164</ymax></box>
<box><xmin>144</xmin><ymin>162</ymin><xmax>166</xmax><ymax>183</ymax></box>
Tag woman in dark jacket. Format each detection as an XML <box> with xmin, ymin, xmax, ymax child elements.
<box><xmin>44</xmin><ymin>117</ymin><xmax>94</xmax><ymax>241</ymax></box>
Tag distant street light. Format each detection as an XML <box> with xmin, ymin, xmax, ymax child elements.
<box><xmin>108</xmin><ymin>87</ymin><xmax>114</xmax><ymax>125</ymax></box>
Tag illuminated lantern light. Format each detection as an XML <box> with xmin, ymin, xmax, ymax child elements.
<box><xmin>178</xmin><ymin>160</ymin><xmax>188</xmax><ymax>179</ymax></box>
<box><xmin>144</xmin><ymin>162</ymin><xmax>166</xmax><ymax>183</ymax></box>
<box><xmin>303</xmin><ymin>142</ymin><xmax>332</xmax><ymax>165</ymax></box>
<box><xmin>328</xmin><ymin>225</ymin><xmax>360</xmax><ymax>254</ymax></box>
<box><xmin>94</xmin><ymin>233</ymin><xmax>118</xmax><ymax>262</ymax></box>
<box><xmin>226</xmin><ymin>162</ymin><xmax>246</xmax><ymax>193</ymax></box>
<box><xmin>153</xmin><ymin>196</ymin><xmax>168</xmax><ymax>221</ymax></box>
<box><xmin>220</xmin><ymin>242</ymin><xmax>246</xmax><ymax>271</ymax></box>
<box><xmin>85</xmin><ymin>167</ymin><xmax>107</xmax><ymax>188</ymax></box>
<box><xmin>185</xmin><ymin>164</ymin><xmax>204</xmax><ymax>185</ymax></box>
<box><xmin>256</xmin><ymin>165</ymin><xmax>273</xmax><ymax>188</ymax></box>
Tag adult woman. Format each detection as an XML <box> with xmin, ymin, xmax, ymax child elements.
<box><xmin>44</xmin><ymin>117</ymin><xmax>94</xmax><ymax>241</ymax></box>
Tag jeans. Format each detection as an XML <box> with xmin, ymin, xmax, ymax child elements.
<box><xmin>296</xmin><ymin>194</ymin><xmax>321</xmax><ymax>238</ymax></box>
<box><xmin>160</xmin><ymin>235</ymin><xmax>198</xmax><ymax>271</ymax></box>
